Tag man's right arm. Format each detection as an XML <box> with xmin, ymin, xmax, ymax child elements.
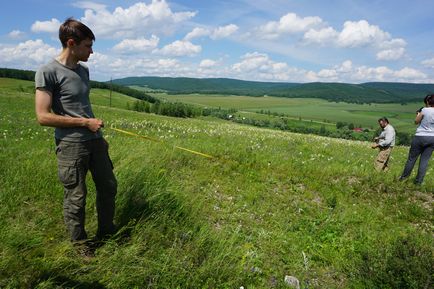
<box><xmin>35</xmin><ymin>88</ymin><xmax>103</xmax><ymax>133</ymax></box>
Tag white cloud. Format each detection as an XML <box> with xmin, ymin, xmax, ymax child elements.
<box><xmin>301</xmin><ymin>19</ymin><xmax>406</xmax><ymax>60</ymax></box>
<box><xmin>232</xmin><ymin>52</ymin><xmax>270</xmax><ymax>72</ymax></box>
<box><xmin>421</xmin><ymin>57</ymin><xmax>434</xmax><ymax>68</ymax></box>
<box><xmin>113</xmin><ymin>35</ymin><xmax>159</xmax><ymax>52</ymax></box>
<box><xmin>317</xmin><ymin>69</ymin><xmax>338</xmax><ymax>79</ymax></box>
<box><xmin>156</xmin><ymin>40</ymin><xmax>201</xmax><ymax>56</ymax></box>
<box><xmin>31</xmin><ymin>18</ymin><xmax>61</xmax><ymax>34</ymax></box>
<box><xmin>8</xmin><ymin>30</ymin><xmax>25</xmax><ymax>39</ymax></box>
<box><xmin>339</xmin><ymin>60</ymin><xmax>353</xmax><ymax>73</ymax></box>
<box><xmin>80</xmin><ymin>0</ymin><xmax>196</xmax><ymax>39</ymax></box>
<box><xmin>184</xmin><ymin>24</ymin><xmax>238</xmax><ymax>41</ymax></box>
<box><xmin>0</xmin><ymin>40</ymin><xmax>58</xmax><ymax>69</ymax></box>
<box><xmin>303</xmin><ymin>27</ymin><xmax>338</xmax><ymax>45</ymax></box>
<box><xmin>87</xmin><ymin>52</ymin><xmax>202</xmax><ymax>80</ymax></box>
<box><xmin>332</xmin><ymin>62</ymin><xmax>428</xmax><ymax>83</ymax></box>
<box><xmin>231</xmin><ymin>52</ymin><xmax>308</xmax><ymax>81</ymax></box>
<box><xmin>258</xmin><ymin>12</ymin><xmax>324</xmax><ymax>39</ymax></box>
<box><xmin>85</xmin><ymin>51</ymin><xmax>430</xmax><ymax>83</ymax></box>
<box><xmin>393</xmin><ymin>67</ymin><xmax>427</xmax><ymax>80</ymax></box>
<box><xmin>199</xmin><ymin>59</ymin><xmax>217</xmax><ymax>68</ymax></box>
<box><xmin>72</xmin><ymin>1</ymin><xmax>107</xmax><ymax>11</ymax></box>
<box><xmin>376</xmin><ymin>47</ymin><xmax>405</xmax><ymax>61</ymax></box>
<box><xmin>379</xmin><ymin>38</ymin><xmax>407</xmax><ymax>50</ymax></box>
<box><xmin>184</xmin><ymin>27</ymin><xmax>210</xmax><ymax>41</ymax></box>
<box><xmin>211</xmin><ymin>24</ymin><xmax>239</xmax><ymax>39</ymax></box>
<box><xmin>337</xmin><ymin>20</ymin><xmax>390</xmax><ymax>48</ymax></box>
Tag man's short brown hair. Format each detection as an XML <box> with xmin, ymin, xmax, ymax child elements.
<box><xmin>378</xmin><ymin>117</ymin><xmax>389</xmax><ymax>123</ymax></box>
<box><xmin>59</xmin><ymin>17</ymin><xmax>95</xmax><ymax>48</ymax></box>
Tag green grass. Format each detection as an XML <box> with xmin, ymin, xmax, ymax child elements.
<box><xmin>1</xmin><ymin>78</ymin><xmax>432</xmax><ymax>288</ymax></box>
<box><xmin>157</xmin><ymin>93</ymin><xmax>423</xmax><ymax>133</ymax></box>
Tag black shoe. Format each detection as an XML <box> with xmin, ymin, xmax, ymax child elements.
<box><xmin>96</xmin><ymin>225</ymin><xmax>118</xmax><ymax>242</ymax></box>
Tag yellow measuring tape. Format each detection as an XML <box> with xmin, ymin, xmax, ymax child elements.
<box><xmin>109</xmin><ymin>127</ymin><xmax>214</xmax><ymax>159</ymax></box>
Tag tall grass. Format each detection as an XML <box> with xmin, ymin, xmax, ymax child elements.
<box><xmin>0</xmin><ymin>78</ymin><xmax>432</xmax><ymax>288</ymax></box>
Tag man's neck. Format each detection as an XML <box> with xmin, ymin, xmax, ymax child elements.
<box><xmin>56</xmin><ymin>50</ymin><xmax>79</xmax><ymax>69</ymax></box>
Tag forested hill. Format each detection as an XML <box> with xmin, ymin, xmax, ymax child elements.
<box><xmin>1</xmin><ymin>67</ymin><xmax>432</xmax><ymax>104</ymax></box>
<box><xmin>112</xmin><ymin>76</ymin><xmax>434</xmax><ymax>104</ymax></box>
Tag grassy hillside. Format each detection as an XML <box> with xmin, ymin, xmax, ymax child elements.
<box><xmin>1</xmin><ymin>78</ymin><xmax>432</xmax><ymax>288</ymax></box>
<box><xmin>113</xmin><ymin>76</ymin><xmax>434</xmax><ymax>103</ymax></box>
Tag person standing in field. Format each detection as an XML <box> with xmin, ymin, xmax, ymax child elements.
<box><xmin>372</xmin><ymin>117</ymin><xmax>396</xmax><ymax>171</ymax></box>
<box><xmin>34</xmin><ymin>18</ymin><xmax>117</xmax><ymax>257</ymax></box>
<box><xmin>399</xmin><ymin>94</ymin><xmax>434</xmax><ymax>185</ymax></box>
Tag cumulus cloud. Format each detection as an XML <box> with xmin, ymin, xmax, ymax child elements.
<box><xmin>86</xmin><ymin>51</ymin><xmax>204</xmax><ymax>80</ymax></box>
<box><xmin>314</xmin><ymin>60</ymin><xmax>428</xmax><ymax>83</ymax></box>
<box><xmin>184</xmin><ymin>27</ymin><xmax>210</xmax><ymax>41</ymax></box>
<box><xmin>317</xmin><ymin>68</ymin><xmax>338</xmax><ymax>79</ymax></box>
<box><xmin>232</xmin><ymin>52</ymin><xmax>271</xmax><ymax>72</ymax></box>
<box><xmin>156</xmin><ymin>40</ymin><xmax>201</xmax><ymax>56</ymax></box>
<box><xmin>8</xmin><ymin>30</ymin><xmax>25</xmax><ymax>39</ymax></box>
<box><xmin>303</xmin><ymin>27</ymin><xmax>338</xmax><ymax>45</ymax></box>
<box><xmin>199</xmin><ymin>59</ymin><xmax>217</xmax><ymax>68</ymax></box>
<box><xmin>80</xmin><ymin>0</ymin><xmax>196</xmax><ymax>39</ymax></box>
<box><xmin>85</xmin><ymin>50</ymin><xmax>430</xmax><ymax>83</ymax></box>
<box><xmin>376</xmin><ymin>47</ymin><xmax>405</xmax><ymax>60</ymax></box>
<box><xmin>211</xmin><ymin>24</ymin><xmax>238</xmax><ymax>39</ymax></box>
<box><xmin>31</xmin><ymin>18</ymin><xmax>61</xmax><ymax>34</ymax></box>
<box><xmin>337</xmin><ymin>20</ymin><xmax>389</xmax><ymax>47</ymax></box>
<box><xmin>72</xmin><ymin>1</ymin><xmax>107</xmax><ymax>11</ymax></box>
<box><xmin>113</xmin><ymin>35</ymin><xmax>159</xmax><ymax>52</ymax></box>
<box><xmin>301</xmin><ymin>19</ymin><xmax>406</xmax><ymax>60</ymax></box>
<box><xmin>0</xmin><ymin>40</ymin><xmax>58</xmax><ymax>69</ymax></box>
<box><xmin>231</xmin><ymin>52</ymin><xmax>308</xmax><ymax>81</ymax></box>
<box><xmin>421</xmin><ymin>57</ymin><xmax>434</xmax><ymax>68</ymax></box>
<box><xmin>258</xmin><ymin>12</ymin><xmax>324</xmax><ymax>39</ymax></box>
<box><xmin>379</xmin><ymin>38</ymin><xmax>407</xmax><ymax>50</ymax></box>
<box><xmin>393</xmin><ymin>67</ymin><xmax>427</xmax><ymax>80</ymax></box>
<box><xmin>184</xmin><ymin>24</ymin><xmax>238</xmax><ymax>41</ymax></box>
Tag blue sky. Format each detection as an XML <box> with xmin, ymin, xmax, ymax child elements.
<box><xmin>1</xmin><ymin>0</ymin><xmax>434</xmax><ymax>83</ymax></box>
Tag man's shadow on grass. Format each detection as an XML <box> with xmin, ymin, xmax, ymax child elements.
<box><xmin>112</xmin><ymin>170</ymin><xmax>189</xmax><ymax>244</ymax></box>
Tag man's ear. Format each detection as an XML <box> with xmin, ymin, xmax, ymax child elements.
<box><xmin>66</xmin><ymin>38</ymin><xmax>75</xmax><ymax>47</ymax></box>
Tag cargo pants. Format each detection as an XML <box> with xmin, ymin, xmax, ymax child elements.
<box><xmin>55</xmin><ymin>138</ymin><xmax>117</xmax><ymax>242</ymax></box>
<box><xmin>374</xmin><ymin>146</ymin><xmax>393</xmax><ymax>172</ymax></box>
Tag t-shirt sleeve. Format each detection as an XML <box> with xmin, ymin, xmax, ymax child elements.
<box><xmin>35</xmin><ymin>66</ymin><xmax>56</xmax><ymax>93</ymax></box>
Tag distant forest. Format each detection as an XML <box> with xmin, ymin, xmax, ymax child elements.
<box><xmin>113</xmin><ymin>76</ymin><xmax>434</xmax><ymax>104</ymax></box>
<box><xmin>2</xmin><ymin>67</ymin><xmax>432</xmax><ymax>104</ymax></box>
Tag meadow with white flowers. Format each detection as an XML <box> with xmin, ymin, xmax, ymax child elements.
<box><xmin>0</xmin><ymin>78</ymin><xmax>432</xmax><ymax>288</ymax></box>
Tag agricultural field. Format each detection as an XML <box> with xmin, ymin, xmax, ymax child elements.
<box><xmin>156</xmin><ymin>93</ymin><xmax>424</xmax><ymax>133</ymax></box>
<box><xmin>0</xmin><ymin>78</ymin><xmax>432</xmax><ymax>288</ymax></box>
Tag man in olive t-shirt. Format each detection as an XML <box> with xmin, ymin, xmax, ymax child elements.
<box><xmin>35</xmin><ymin>18</ymin><xmax>117</xmax><ymax>257</ymax></box>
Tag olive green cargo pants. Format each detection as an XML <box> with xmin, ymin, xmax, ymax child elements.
<box><xmin>55</xmin><ymin>138</ymin><xmax>117</xmax><ymax>242</ymax></box>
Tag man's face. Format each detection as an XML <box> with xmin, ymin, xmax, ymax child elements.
<box><xmin>379</xmin><ymin>120</ymin><xmax>387</xmax><ymax>128</ymax></box>
<box><xmin>71</xmin><ymin>38</ymin><xmax>93</xmax><ymax>62</ymax></box>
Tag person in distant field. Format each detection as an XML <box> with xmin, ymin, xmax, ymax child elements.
<box><xmin>34</xmin><ymin>18</ymin><xmax>117</xmax><ymax>257</ymax></box>
<box><xmin>399</xmin><ymin>94</ymin><xmax>434</xmax><ymax>185</ymax></box>
<box><xmin>372</xmin><ymin>117</ymin><xmax>396</xmax><ymax>172</ymax></box>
